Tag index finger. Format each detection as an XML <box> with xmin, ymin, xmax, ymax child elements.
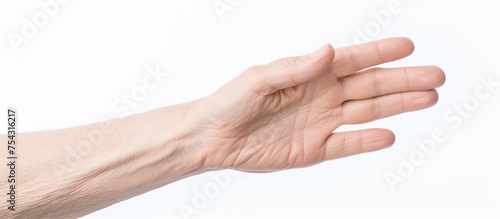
<box><xmin>330</xmin><ymin>37</ymin><xmax>415</xmax><ymax>78</ymax></box>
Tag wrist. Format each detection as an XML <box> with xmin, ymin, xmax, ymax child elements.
<box><xmin>152</xmin><ymin>101</ymin><xmax>209</xmax><ymax>178</ymax></box>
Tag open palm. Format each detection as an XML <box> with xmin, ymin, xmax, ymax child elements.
<box><xmin>198</xmin><ymin>38</ymin><xmax>445</xmax><ymax>171</ymax></box>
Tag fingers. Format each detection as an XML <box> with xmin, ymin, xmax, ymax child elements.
<box><xmin>241</xmin><ymin>38</ymin><xmax>415</xmax><ymax>95</ymax></box>
<box><xmin>331</xmin><ymin>37</ymin><xmax>415</xmax><ymax>78</ymax></box>
<box><xmin>341</xmin><ymin>90</ymin><xmax>439</xmax><ymax>124</ymax></box>
<box><xmin>341</xmin><ymin>66</ymin><xmax>446</xmax><ymax>100</ymax></box>
<box><xmin>244</xmin><ymin>44</ymin><xmax>335</xmax><ymax>95</ymax></box>
<box><xmin>324</xmin><ymin>128</ymin><xmax>395</xmax><ymax>160</ymax></box>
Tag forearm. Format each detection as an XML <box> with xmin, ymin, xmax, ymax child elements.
<box><xmin>0</xmin><ymin>103</ymin><xmax>206</xmax><ymax>218</ymax></box>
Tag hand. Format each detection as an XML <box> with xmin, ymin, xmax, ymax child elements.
<box><xmin>0</xmin><ymin>37</ymin><xmax>445</xmax><ymax>217</ymax></box>
<box><xmin>194</xmin><ymin>37</ymin><xmax>445</xmax><ymax>172</ymax></box>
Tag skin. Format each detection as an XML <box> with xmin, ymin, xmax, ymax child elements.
<box><xmin>0</xmin><ymin>37</ymin><xmax>445</xmax><ymax>218</ymax></box>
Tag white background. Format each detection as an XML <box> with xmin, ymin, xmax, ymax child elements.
<box><xmin>1</xmin><ymin>0</ymin><xmax>499</xmax><ymax>218</ymax></box>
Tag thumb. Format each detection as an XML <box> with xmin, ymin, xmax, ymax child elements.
<box><xmin>245</xmin><ymin>44</ymin><xmax>335</xmax><ymax>95</ymax></box>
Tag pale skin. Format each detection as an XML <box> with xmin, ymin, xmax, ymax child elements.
<box><xmin>0</xmin><ymin>37</ymin><xmax>445</xmax><ymax>218</ymax></box>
